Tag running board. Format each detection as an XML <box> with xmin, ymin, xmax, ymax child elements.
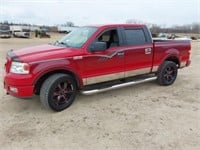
<box><xmin>81</xmin><ymin>76</ymin><xmax>157</xmax><ymax>95</ymax></box>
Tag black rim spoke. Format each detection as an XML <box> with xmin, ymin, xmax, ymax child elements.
<box><xmin>57</xmin><ymin>84</ymin><xmax>62</xmax><ymax>90</ymax></box>
<box><xmin>52</xmin><ymin>81</ymin><xmax>74</xmax><ymax>106</ymax></box>
<box><xmin>164</xmin><ymin>66</ymin><xmax>176</xmax><ymax>83</ymax></box>
<box><xmin>63</xmin><ymin>82</ymin><xmax>67</xmax><ymax>89</ymax></box>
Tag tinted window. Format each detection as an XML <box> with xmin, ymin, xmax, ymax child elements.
<box><xmin>125</xmin><ymin>29</ymin><xmax>146</xmax><ymax>45</ymax></box>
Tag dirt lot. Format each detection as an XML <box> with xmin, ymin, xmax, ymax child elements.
<box><xmin>0</xmin><ymin>34</ymin><xmax>200</xmax><ymax>150</ymax></box>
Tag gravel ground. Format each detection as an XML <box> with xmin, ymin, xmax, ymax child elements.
<box><xmin>0</xmin><ymin>35</ymin><xmax>200</xmax><ymax>150</ymax></box>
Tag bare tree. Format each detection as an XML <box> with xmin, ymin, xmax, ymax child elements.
<box><xmin>191</xmin><ymin>23</ymin><xmax>200</xmax><ymax>34</ymax></box>
<box><xmin>65</xmin><ymin>21</ymin><xmax>74</xmax><ymax>27</ymax></box>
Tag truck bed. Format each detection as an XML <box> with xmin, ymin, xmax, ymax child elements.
<box><xmin>153</xmin><ymin>39</ymin><xmax>191</xmax><ymax>68</ymax></box>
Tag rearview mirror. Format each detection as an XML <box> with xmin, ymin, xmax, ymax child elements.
<box><xmin>89</xmin><ymin>42</ymin><xmax>107</xmax><ymax>52</ymax></box>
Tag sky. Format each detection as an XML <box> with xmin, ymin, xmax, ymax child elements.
<box><xmin>0</xmin><ymin>0</ymin><xmax>199</xmax><ymax>26</ymax></box>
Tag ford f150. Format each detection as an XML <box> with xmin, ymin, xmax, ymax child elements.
<box><xmin>4</xmin><ymin>24</ymin><xmax>191</xmax><ymax>111</ymax></box>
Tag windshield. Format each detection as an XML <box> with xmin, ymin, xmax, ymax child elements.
<box><xmin>55</xmin><ymin>27</ymin><xmax>97</xmax><ymax>48</ymax></box>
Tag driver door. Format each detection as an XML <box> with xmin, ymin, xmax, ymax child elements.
<box><xmin>79</xmin><ymin>28</ymin><xmax>125</xmax><ymax>85</ymax></box>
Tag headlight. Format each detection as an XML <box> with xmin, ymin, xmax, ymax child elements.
<box><xmin>10</xmin><ymin>61</ymin><xmax>30</xmax><ymax>74</ymax></box>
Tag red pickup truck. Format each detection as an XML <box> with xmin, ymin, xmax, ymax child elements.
<box><xmin>4</xmin><ymin>24</ymin><xmax>191</xmax><ymax>111</ymax></box>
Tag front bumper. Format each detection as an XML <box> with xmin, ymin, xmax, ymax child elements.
<box><xmin>0</xmin><ymin>34</ymin><xmax>11</xmax><ymax>38</ymax></box>
<box><xmin>4</xmin><ymin>73</ymin><xmax>34</xmax><ymax>98</ymax></box>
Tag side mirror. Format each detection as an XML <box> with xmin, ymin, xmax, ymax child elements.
<box><xmin>90</xmin><ymin>42</ymin><xmax>107</xmax><ymax>52</ymax></box>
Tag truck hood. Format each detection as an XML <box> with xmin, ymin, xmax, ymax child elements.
<box><xmin>13</xmin><ymin>44</ymin><xmax>82</xmax><ymax>63</ymax></box>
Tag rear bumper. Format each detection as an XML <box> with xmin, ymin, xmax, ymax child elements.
<box><xmin>180</xmin><ymin>60</ymin><xmax>191</xmax><ymax>68</ymax></box>
<box><xmin>4</xmin><ymin>73</ymin><xmax>34</xmax><ymax>98</ymax></box>
<box><xmin>186</xmin><ymin>60</ymin><xmax>191</xmax><ymax>66</ymax></box>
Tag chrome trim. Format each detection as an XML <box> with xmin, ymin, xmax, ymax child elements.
<box><xmin>117</xmin><ymin>52</ymin><xmax>124</xmax><ymax>57</ymax></box>
<box><xmin>73</xmin><ymin>56</ymin><xmax>83</xmax><ymax>60</ymax></box>
<box><xmin>152</xmin><ymin>65</ymin><xmax>159</xmax><ymax>72</ymax></box>
<box><xmin>81</xmin><ymin>76</ymin><xmax>157</xmax><ymax>95</ymax></box>
<box><xmin>125</xmin><ymin>68</ymin><xmax>150</xmax><ymax>78</ymax></box>
<box><xmin>145</xmin><ymin>48</ymin><xmax>152</xmax><ymax>54</ymax></box>
<box><xmin>84</xmin><ymin>47</ymin><xmax>141</xmax><ymax>59</ymax></box>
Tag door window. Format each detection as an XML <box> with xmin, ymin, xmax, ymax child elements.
<box><xmin>124</xmin><ymin>29</ymin><xmax>147</xmax><ymax>45</ymax></box>
<box><xmin>96</xmin><ymin>29</ymin><xmax>120</xmax><ymax>49</ymax></box>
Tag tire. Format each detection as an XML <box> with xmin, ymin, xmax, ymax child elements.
<box><xmin>157</xmin><ymin>61</ymin><xmax>178</xmax><ymax>86</ymax></box>
<box><xmin>40</xmin><ymin>73</ymin><xmax>77</xmax><ymax>111</ymax></box>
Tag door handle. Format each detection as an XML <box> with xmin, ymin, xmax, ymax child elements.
<box><xmin>145</xmin><ymin>48</ymin><xmax>152</xmax><ymax>54</ymax></box>
<box><xmin>117</xmin><ymin>52</ymin><xmax>124</xmax><ymax>57</ymax></box>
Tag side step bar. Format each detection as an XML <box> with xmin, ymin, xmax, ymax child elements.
<box><xmin>81</xmin><ymin>76</ymin><xmax>157</xmax><ymax>95</ymax></box>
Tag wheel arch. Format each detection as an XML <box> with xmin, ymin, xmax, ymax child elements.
<box><xmin>33</xmin><ymin>68</ymin><xmax>82</xmax><ymax>95</ymax></box>
<box><xmin>158</xmin><ymin>54</ymin><xmax>181</xmax><ymax>72</ymax></box>
<box><xmin>165</xmin><ymin>55</ymin><xmax>180</xmax><ymax>67</ymax></box>
<box><xmin>164</xmin><ymin>48</ymin><xmax>181</xmax><ymax>67</ymax></box>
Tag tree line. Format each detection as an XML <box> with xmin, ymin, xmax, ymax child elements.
<box><xmin>149</xmin><ymin>23</ymin><xmax>200</xmax><ymax>34</ymax></box>
<box><xmin>1</xmin><ymin>20</ymin><xmax>200</xmax><ymax>34</ymax></box>
<box><xmin>126</xmin><ymin>19</ymin><xmax>200</xmax><ymax>34</ymax></box>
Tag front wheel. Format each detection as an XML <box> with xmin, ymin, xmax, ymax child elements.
<box><xmin>40</xmin><ymin>73</ymin><xmax>77</xmax><ymax>111</ymax></box>
<box><xmin>157</xmin><ymin>61</ymin><xmax>178</xmax><ymax>86</ymax></box>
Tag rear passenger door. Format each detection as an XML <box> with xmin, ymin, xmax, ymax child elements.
<box><xmin>122</xmin><ymin>27</ymin><xmax>153</xmax><ymax>77</ymax></box>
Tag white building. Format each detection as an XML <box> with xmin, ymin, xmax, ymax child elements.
<box><xmin>57</xmin><ymin>25</ymin><xmax>79</xmax><ymax>33</ymax></box>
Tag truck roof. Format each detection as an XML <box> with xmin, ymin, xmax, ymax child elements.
<box><xmin>88</xmin><ymin>24</ymin><xmax>146</xmax><ymax>28</ymax></box>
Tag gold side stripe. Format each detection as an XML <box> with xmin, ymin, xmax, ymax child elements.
<box><xmin>83</xmin><ymin>67</ymin><xmax>159</xmax><ymax>86</ymax></box>
<box><xmin>152</xmin><ymin>66</ymin><xmax>159</xmax><ymax>72</ymax></box>
<box><xmin>85</xmin><ymin>72</ymin><xmax>124</xmax><ymax>85</ymax></box>
<box><xmin>125</xmin><ymin>68</ymin><xmax>150</xmax><ymax>78</ymax></box>
<box><xmin>83</xmin><ymin>78</ymin><xmax>87</xmax><ymax>86</ymax></box>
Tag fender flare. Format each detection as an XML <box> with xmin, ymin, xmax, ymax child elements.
<box><xmin>158</xmin><ymin>48</ymin><xmax>181</xmax><ymax>71</ymax></box>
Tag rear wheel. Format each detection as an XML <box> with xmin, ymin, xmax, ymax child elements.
<box><xmin>40</xmin><ymin>73</ymin><xmax>77</xmax><ymax>111</ymax></box>
<box><xmin>157</xmin><ymin>61</ymin><xmax>178</xmax><ymax>86</ymax></box>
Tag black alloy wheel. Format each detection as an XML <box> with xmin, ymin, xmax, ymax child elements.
<box><xmin>157</xmin><ymin>61</ymin><xmax>178</xmax><ymax>86</ymax></box>
<box><xmin>40</xmin><ymin>74</ymin><xmax>77</xmax><ymax>111</ymax></box>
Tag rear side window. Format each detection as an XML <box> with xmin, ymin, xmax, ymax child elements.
<box><xmin>124</xmin><ymin>29</ymin><xmax>147</xmax><ymax>45</ymax></box>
